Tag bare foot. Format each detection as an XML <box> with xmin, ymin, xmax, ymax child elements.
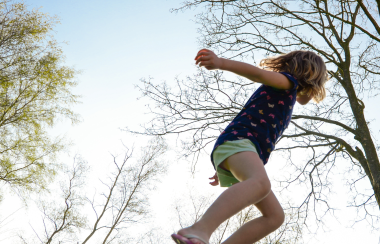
<box><xmin>177</xmin><ymin>226</ymin><xmax>210</xmax><ymax>244</ymax></box>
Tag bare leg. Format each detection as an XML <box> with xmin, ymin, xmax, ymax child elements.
<box><xmin>177</xmin><ymin>151</ymin><xmax>272</xmax><ymax>244</ymax></box>
<box><xmin>222</xmin><ymin>191</ymin><xmax>285</xmax><ymax>244</ymax></box>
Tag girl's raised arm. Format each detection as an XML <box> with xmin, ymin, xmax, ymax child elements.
<box><xmin>195</xmin><ymin>49</ymin><xmax>293</xmax><ymax>90</ymax></box>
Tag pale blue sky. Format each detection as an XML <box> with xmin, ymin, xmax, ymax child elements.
<box><xmin>0</xmin><ymin>1</ymin><xmax>379</xmax><ymax>243</ymax></box>
<box><xmin>27</xmin><ymin>0</ymin><xmax>200</xmax><ymax>163</ymax></box>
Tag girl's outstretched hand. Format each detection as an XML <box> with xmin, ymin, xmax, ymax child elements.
<box><xmin>195</xmin><ymin>49</ymin><xmax>223</xmax><ymax>70</ymax></box>
<box><xmin>209</xmin><ymin>172</ymin><xmax>219</xmax><ymax>186</ymax></box>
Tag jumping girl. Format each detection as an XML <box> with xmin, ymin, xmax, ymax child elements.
<box><xmin>171</xmin><ymin>49</ymin><xmax>328</xmax><ymax>244</ymax></box>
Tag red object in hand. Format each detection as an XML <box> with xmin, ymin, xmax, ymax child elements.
<box><xmin>195</xmin><ymin>49</ymin><xmax>208</xmax><ymax>60</ymax></box>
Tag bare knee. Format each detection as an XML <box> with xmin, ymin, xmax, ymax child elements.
<box><xmin>267</xmin><ymin>207</ymin><xmax>285</xmax><ymax>229</ymax></box>
<box><xmin>260</xmin><ymin>178</ymin><xmax>271</xmax><ymax>198</ymax></box>
<box><xmin>249</xmin><ymin>176</ymin><xmax>271</xmax><ymax>197</ymax></box>
<box><xmin>255</xmin><ymin>191</ymin><xmax>285</xmax><ymax>230</ymax></box>
<box><xmin>241</xmin><ymin>177</ymin><xmax>271</xmax><ymax>206</ymax></box>
<box><xmin>276</xmin><ymin>207</ymin><xmax>285</xmax><ymax>227</ymax></box>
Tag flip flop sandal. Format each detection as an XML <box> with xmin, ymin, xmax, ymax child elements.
<box><xmin>171</xmin><ymin>234</ymin><xmax>192</xmax><ymax>244</ymax></box>
<box><xmin>171</xmin><ymin>233</ymin><xmax>209</xmax><ymax>244</ymax></box>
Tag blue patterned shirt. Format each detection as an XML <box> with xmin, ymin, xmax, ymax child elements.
<box><xmin>211</xmin><ymin>72</ymin><xmax>299</xmax><ymax>166</ymax></box>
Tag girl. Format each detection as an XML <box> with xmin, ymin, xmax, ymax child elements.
<box><xmin>171</xmin><ymin>49</ymin><xmax>328</xmax><ymax>244</ymax></box>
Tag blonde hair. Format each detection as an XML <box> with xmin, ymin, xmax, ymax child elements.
<box><xmin>260</xmin><ymin>50</ymin><xmax>328</xmax><ymax>103</ymax></box>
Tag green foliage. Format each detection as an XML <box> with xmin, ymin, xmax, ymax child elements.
<box><xmin>0</xmin><ymin>1</ymin><xmax>79</xmax><ymax>198</ymax></box>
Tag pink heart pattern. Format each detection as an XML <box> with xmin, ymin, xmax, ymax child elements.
<box><xmin>211</xmin><ymin>71</ymin><xmax>298</xmax><ymax>166</ymax></box>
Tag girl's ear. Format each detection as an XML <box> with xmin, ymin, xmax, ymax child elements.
<box><xmin>296</xmin><ymin>93</ymin><xmax>313</xmax><ymax>105</ymax></box>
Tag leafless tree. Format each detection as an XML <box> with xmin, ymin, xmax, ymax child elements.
<box><xmin>18</xmin><ymin>156</ymin><xmax>87</xmax><ymax>244</ymax></box>
<box><xmin>135</xmin><ymin>228</ymin><xmax>167</xmax><ymax>244</ymax></box>
<box><xmin>18</xmin><ymin>137</ymin><xmax>167</xmax><ymax>244</ymax></box>
<box><xmin>81</xmin><ymin>137</ymin><xmax>166</xmax><ymax>244</ymax></box>
<box><xmin>136</xmin><ymin>0</ymin><xmax>380</xmax><ymax>231</ymax></box>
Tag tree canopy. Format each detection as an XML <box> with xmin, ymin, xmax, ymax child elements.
<box><xmin>0</xmin><ymin>1</ymin><xmax>79</xmax><ymax>198</ymax></box>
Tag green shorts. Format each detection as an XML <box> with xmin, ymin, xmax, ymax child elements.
<box><xmin>212</xmin><ymin>139</ymin><xmax>258</xmax><ymax>187</ymax></box>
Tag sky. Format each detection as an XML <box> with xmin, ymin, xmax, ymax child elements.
<box><xmin>0</xmin><ymin>0</ymin><xmax>379</xmax><ymax>243</ymax></box>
